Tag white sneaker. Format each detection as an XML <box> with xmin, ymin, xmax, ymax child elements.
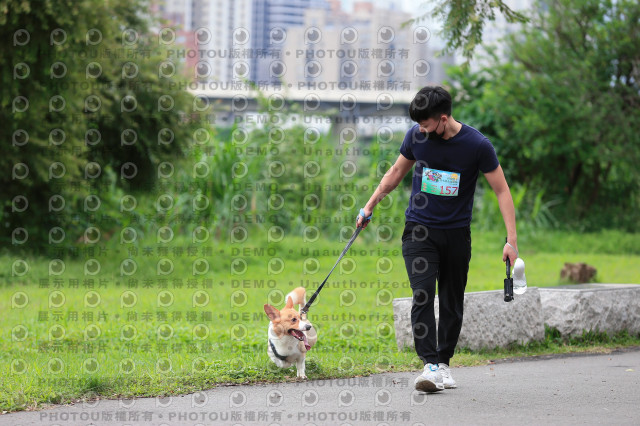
<box><xmin>438</xmin><ymin>363</ymin><xmax>457</xmax><ymax>389</ymax></box>
<box><xmin>414</xmin><ymin>363</ymin><xmax>444</xmax><ymax>393</ymax></box>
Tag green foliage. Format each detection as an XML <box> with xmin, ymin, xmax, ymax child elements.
<box><xmin>473</xmin><ymin>181</ymin><xmax>560</xmax><ymax>233</ymax></box>
<box><xmin>3</xmin><ymin>0</ymin><xmax>639</xmax><ymax>259</ymax></box>
<box><xmin>458</xmin><ymin>325</ymin><xmax>640</xmax><ymax>357</ymax></box>
<box><xmin>1</xmin><ymin>0</ymin><xmax>198</xmax><ymax>252</ymax></box>
<box><xmin>160</xmin><ymin>120</ymin><xmax>410</xmax><ymax>245</ymax></box>
<box><xmin>407</xmin><ymin>0</ymin><xmax>529</xmax><ymax>63</ymax></box>
<box><xmin>542</xmin><ymin>326</ymin><xmax>638</xmax><ymax>348</ymax></box>
<box><xmin>448</xmin><ymin>0</ymin><xmax>640</xmax><ymax>231</ymax></box>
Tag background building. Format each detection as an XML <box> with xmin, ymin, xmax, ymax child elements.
<box><xmin>278</xmin><ymin>1</ymin><xmax>449</xmax><ymax>91</ymax></box>
<box><xmin>153</xmin><ymin>0</ymin><xmax>454</xmax><ymax>89</ymax></box>
<box><xmin>251</xmin><ymin>0</ymin><xmax>330</xmax><ymax>83</ymax></box>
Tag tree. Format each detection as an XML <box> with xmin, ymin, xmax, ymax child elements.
<box><xmin>448</xmin><ymin>0</ymin><xmax>640</xmax><ymax>230</ymax></box>
<box><xmin>408</xmin><ymin>0</ymin><xmax>529</xmax><ymax>62</ymax></box>
<box><xmin>1</xmin><ymin>0</ymin><xmax>198</xmax><ymax>252</ymax></box>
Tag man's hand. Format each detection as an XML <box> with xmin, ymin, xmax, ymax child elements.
<box><xmin>503</xmin><ymin>241</ymin><xmax>518</xmax><ymax>266</ymax></box>
<box><xmin>356</xmin><ymin>208</ymin><xmax>373</xmax><ymax>229</ymax></box>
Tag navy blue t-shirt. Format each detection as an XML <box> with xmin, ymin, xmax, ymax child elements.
<box><xmin>399</xmin><ymin>122</ymin><xmax>499</xmax><ymax>229</ymax></box>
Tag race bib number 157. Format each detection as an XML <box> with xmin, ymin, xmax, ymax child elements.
<box><xmin>421</xmin><ymin>168</ymin><xmax>460</xmax><ymax>196</ymax></box>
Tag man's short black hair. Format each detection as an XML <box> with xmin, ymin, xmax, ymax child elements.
<box><xmin>409</xmin><ymin>86</ymin><xmax>452</xmax><ymax>123</ymax></box>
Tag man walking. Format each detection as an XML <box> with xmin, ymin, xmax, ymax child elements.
<box><xmin>356</xmin><ymin>86</ymin><xmax>518</xmax><ymax>392</ymax></box>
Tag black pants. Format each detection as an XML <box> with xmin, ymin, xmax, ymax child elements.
<box><xmin>401</xmin><ymin>221</ymin><xmax>472</xmax><ymax>366</ymax></box>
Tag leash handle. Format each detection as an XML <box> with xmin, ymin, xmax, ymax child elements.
<box><xmin>505</xmin><ymin>237</ymin><xmax>512</xmax><ymax>278</ymax></box>
<box><xmin>504</xmin><ymin>237</ymin><xmax>513</xmax><ymax>302</ymax></box>
<box><xmin>301</xmin><ymin>225</ymin><xmax>363</xmax><ymax>314</ymax></box>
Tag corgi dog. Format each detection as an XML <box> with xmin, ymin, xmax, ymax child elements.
<box><xmin>263</xmin><ymin>287</ymin><xmax>317</xmax><ymax>379</ymax></box>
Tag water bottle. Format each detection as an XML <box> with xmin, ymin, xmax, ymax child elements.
<box><xmin>512</xmin><ymin>258</ymin><xmax>527</xmax><ymax>295</ymax></box>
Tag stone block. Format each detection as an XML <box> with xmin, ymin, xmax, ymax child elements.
<box><xmin>539</xmin><ymin>284</ymin><xmax>640</xmax><ymax>337</ymax></box>
<box><xmin>393</xmin><ymin>287</ymin><xmax>545</xmax><ymax>351</ymax></box>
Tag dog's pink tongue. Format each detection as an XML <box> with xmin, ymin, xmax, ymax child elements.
<box><xmin>303</xmin><ymin>333</ymin><xmax>311</xmax><ymax>350</ymax></box>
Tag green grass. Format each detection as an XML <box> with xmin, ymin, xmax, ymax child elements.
<box><xmin>1</xmin><ymin>228</ymin><xmax>639</xmax><ymax>412</ymax></box>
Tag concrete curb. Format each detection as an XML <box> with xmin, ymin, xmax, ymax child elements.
<box><xmin>393</xmin><ymin>284</ymin><xmax>640</xmax><ymax>351</ymax></box>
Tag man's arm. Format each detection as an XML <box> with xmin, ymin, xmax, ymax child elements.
<box><xmin>484</xmin><ymin>165</ymin><xmax>518</xmax><ymax>264</ymax></box>
<box><xmin>357</xmin><ymin>154</ymin><xmax>415</xmax><ymax>228</ymax></box>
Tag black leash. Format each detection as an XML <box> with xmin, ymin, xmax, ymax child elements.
<box><xmin>300</xmin><ymin>225</ymin><xmax>363</xmax><ymax>315</ymax></box>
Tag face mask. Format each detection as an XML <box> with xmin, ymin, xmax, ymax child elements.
<box><xmin>428</xmin><ymin>118</ymin><xmax>447</xmax><ymax>140</ymax></box>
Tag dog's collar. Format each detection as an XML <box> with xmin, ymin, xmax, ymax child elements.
<box><xmin>269</xmin><ymin>339</ymin><xmax>289</xmax><ymax>361</ymax></box>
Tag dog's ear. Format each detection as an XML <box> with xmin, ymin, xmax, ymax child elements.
<box><xmin>264</xmin><ymin>304</ymin><xmax>280</xmax><ymax>321</ymax></box>
<box><xmin>285</xmin><ymin>296</ymin><xmax>294</xmax><ymax>309</ymax></box>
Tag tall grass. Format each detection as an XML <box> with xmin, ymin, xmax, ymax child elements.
<box><xmin>472</xmin><ymin>180</ymin><xmax>562</xmax><ymax>233</ymax></box>
<box><xmin>128</xmin><ymin>117</ymin><xmax>572</xmax><ymax>248</ymax></box>
<box><xmin>110</xmin><ymin>110</ymin><xmax>413</xmax><ymax>249</ymax></box>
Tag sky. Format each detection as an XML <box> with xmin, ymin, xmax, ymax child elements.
<box><xmin>340</xmin><ymin>0</ymin><xmax>446</xmax><ymax>47</ymax></box>
<box><xmin>340</xmin><ymin>0</ymin><xmax>426</xmax><ymax>14</ymax></box>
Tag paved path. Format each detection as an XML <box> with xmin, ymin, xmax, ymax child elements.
<box><xmin>5</xmin><ymin>349</ymin><xmax>640</xmax><ymax>426</ymax></box>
